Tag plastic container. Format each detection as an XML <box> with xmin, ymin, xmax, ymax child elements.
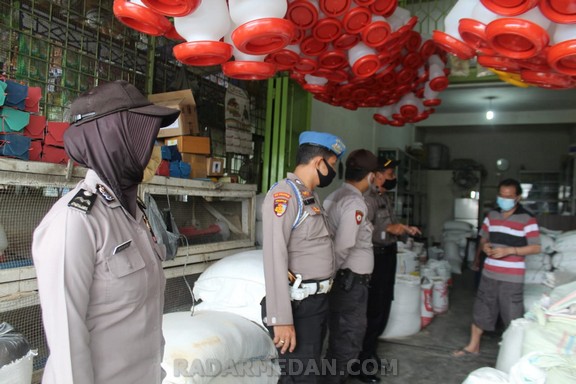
<box><xmin>373</xmin><ymin>104</ymin><xmax>394</xmax><ymax>124</ymax></box>
<box><xmin>113</xmin><ymin>0</ymin><xmax>172</xmax><ymax>36</ymax></box>
<box><xmin>480</xmin><ymin>0</ymin><xmax>539</xmax><ymax>16</ymax></box>
<box><xmin>141</xmin><ymin>0</ymin><xmax>201</xmax><ymax>17</ymax></box>
<box><xmin>348</xmin><ymin>41</ymin><xmax>380</xmax><ymax>78</ymax></box>
<box><xmin>362</xmin><ymin>15</ymin><xmax>391</xmax><ymax>47</ymax></box>
<box><xmin>229</xmin><ymin>0</ymin><xmax>294</xmax><ymax>55</ymax></box>
<box><xmin>432</xmin><ymin>0</ymin><xmax>476</xmax><ymax>60</ymax></box>
<box><xmin>223</xmin><ymin>31</ymin><xmax>277</xmax><ymax>80</ymax></box>
<box><xmin>319</xmin><ymin>0</ymin><xmax>351</xmax><ymax>18</ymax></box>
<box><xmin>286</xmin><ymin>0</ymin><xmax>320</xmax><ymax>30</ymax></box>
<box><xmin>428</xmin><ymin>54</ymin><xmax>449</xmax><ymax>91</ymax></box>
<box><xmin>313</xmin><ymin>12</ymin><xmax>344</xmax><ymax>42</ymax></box>
<box><xmin>265</xmin><ymin>44</ymin><xmax>301</xmax><ymax>70</ymax></box>
<box><xmin>370</xmin><ymin>0</ymin><xmax>398</xmax><ymax>17</ymax></box>
<box><xmin>172</xmin><ymin>0</ymin><xmax>233</xmax><ymax>66</ymax></box>
<box><xmin>539</xmin><ymin>0</ymin><xmax>576</xmax><ymax>23</ymax></box>
<box><xmin>303</xmin><ymin>74</ymin><xmax>330</xmax><ymax>93</ymax></box>
<box><xmin>547</xmin><ymin>23</ymin><xmax>576</xmax><ymax>76</ymax></box>
<box><xmin>459</xmin><ymin>1</ymin><xmax>501</xmax><ymax>55</ymax></box>
<box><xmin>342</xmin><ymin>4</ymin><xmax>372</xmax><ymax>34</ymax></box>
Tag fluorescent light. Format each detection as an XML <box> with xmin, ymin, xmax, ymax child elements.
<box><xmin>486</xmin><ymin>110</ymin><xmax>494</xmax><ymax>120</ymax></box>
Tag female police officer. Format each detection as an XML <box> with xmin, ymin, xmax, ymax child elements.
<box><xmin>32</xmin><ymin>80</ymin><xmax>180</xmax><ymax>384</ymax></box>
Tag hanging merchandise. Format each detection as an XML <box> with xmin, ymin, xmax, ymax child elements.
<box><xmin>112</xmin><ymin>0</ymin><xmax>172</xmax><ymax>36</ymax></box>
<box><xmin>223</xmin><ymin>30</ymin><xmax>278</xmax><ymax>80</ymax></box>
<box><xmin>433</xmin><ymin>0</ymin><xmax>576</xmax><ymax>89</ymax></box>
<box><xmin>141</xmin><ymin>0</ymin><xmax>201</xmax><ymax>17</ymax></box>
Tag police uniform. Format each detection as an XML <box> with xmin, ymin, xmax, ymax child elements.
<box><xmin>261</xmin><ymin>132</ymin><xmax>345</xmax><ymax>384</ymax></box>
<box><xmin>33</xmin><ymin>170</ymin><xmax>166</xmax><ymax>384</ymax></box>
<box><xmin>322</xmin><ymin>152</ymin><xmax>377</xmax><ymax>384</ymax></box>
<box><xmin>358</xmin><ymin>186</ymin><xmax>399</xmax><ymax>370</ymax></box>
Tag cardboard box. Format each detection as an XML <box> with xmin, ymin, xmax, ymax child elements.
<box><xmin>181</xmin><ymin>153</ymin><xmax>208</xmax><ymax>179</ymax></box>
<box><xmin>207</xmin><ymin>157</ymin><xmax>224</xmax><ymax>177</ymax></box>
<box><xmin>164</xmin><ymin>135</ymin><xmax>210</xmax><ymax>155</ymax></box>
<box><xmin>148</xmin><ymin>89</ymin><xmax>199</xmax><ymax>138</ymax></box>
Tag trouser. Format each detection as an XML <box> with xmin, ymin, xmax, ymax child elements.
<box><xmin>261</xmin><ymin>294</ymin><xmax>329</xmax><ymax>384</ymax></box>
<box><xmin>358</xmin><ymin>244</ymin><xmax>397</xmax><ymax>369</ymax></box>
<box><xmin>323</xmin><ymin>270</ymin><xmax>370</xmax><ymax>384</ymax></box>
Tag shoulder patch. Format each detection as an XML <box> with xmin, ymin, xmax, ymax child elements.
<box><xmin>273</xmin><ymin>191</ymin><xmax>291</xmax><ymax>199</ymax></box>
<box><xmin>68</xmin><ymin>189</ymin><xmax>97</xmax><ymax>214</ymax></box>
<box><xmin>274</xmin><ymin>198</ymin><xmax>288</xmax><ymax>217</ymax></box>
<box><xmin>355</xmin><ymin>210</ymin><xmax>364</xmax><ymax>225</ymax></box>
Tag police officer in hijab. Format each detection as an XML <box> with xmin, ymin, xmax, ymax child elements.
<box><xmin>32</xmin><ymin>80</ymin><xmax>180</xmax><ymax>384</ymax></box>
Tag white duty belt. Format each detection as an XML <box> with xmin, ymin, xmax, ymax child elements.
<box><xmin>289</xmin><ymin>274</ymin><xmax>333</xmax><ymax>301</ymax></box>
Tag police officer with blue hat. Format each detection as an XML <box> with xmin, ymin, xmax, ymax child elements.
<box><xmin>262</xmin><ymin>131</ymin><xmax>345</xmax><ymax>383</ymax></box>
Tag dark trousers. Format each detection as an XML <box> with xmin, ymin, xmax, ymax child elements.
<box><xmin>262</xmin><ymin>294</ymin><xmax>329</xmax><ymax>384</ymax></box>
<box><xmin>359</xmin><ymin>244</ymin><xmax>397</xmax><ymax>366</ymax></box>
<box><xmin>323</xmin><ymin>274</ymin><xmax>369</xmax><ymax>384</ymax></box>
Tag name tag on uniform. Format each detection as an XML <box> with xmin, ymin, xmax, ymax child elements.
<box><xmin>113</xmin><ymin>240</ymin><xmax>132</xmax><ymax>255</ymax></box>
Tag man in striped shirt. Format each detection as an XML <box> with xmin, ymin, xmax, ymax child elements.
<box><xmin>453</xmin><ymin>178</ymin><xmax>541</xmax><ymax>357</ymax></box>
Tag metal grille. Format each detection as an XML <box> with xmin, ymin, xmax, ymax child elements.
<box><xmin>399</xmin><ymin>0</ymin><xmax>457</xmax><ymax>37</ymax></box>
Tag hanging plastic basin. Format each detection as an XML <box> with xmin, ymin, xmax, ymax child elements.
<box><xmin>173</xmin><ymin>41</ymin><xmax>233</xmax><ymax>66</ymax></box>
<box><xmin>232</xmin><ymin>18</ymin><xmax>295</xmax><ymax>55</ymax></box>
<box><xmin>286</xmin><ymin>0</ymin><xmax>319</xmax><ymax>30</ymax></box>
<box><xmin>113</xmin><ymin>0</ymin><xmax>172</xmax><ymax>36</ymax></box>
<box><xmin>223</xmin><ymin>61</ymin><xmax>277</xmax><ymax>80</ymax></box>
<box><xmin>548</xmin><ymin>40</ymin><xmax>576</xmax><ymax>76</ymax></box>
<box><xmin>485</xmin><ymin>18</ymin><xmax>549</xmax><ymax>60</ymax></box>
<box><xmin>432</xmin><ymin>30</ymin><xmax>476</xmax><ymax>60</ymax></box>
<box><xmin>141</xmin><ymin>0</ymin><xmax>201</xmax><ymax>17</ymax></box>
<box><xmin>480</xmin><ymin>0</ymin><xmax>539</xmax><ymax>16</ymax></box>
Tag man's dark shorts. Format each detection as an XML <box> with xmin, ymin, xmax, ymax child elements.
<box><xmin>473</xmin><ymin>274</ymin><xmax>524</xmax><ymax>331</ymax></box>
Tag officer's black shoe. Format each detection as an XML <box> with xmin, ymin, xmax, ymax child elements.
<box><xmin>357</xmin><ymin>372</ymin><xmax>381</xmax><ymax>383</ymax></box>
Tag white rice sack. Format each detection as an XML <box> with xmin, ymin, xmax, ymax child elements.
<box><xmin>523</xmin><ymin>284</ymin><xmax>552</xmax><ymax>313</ymax></box>
<box><xmin>443</xmin><ymin>220</ymin><xmax>472</xmax><ymax>232</ymax></box>
<box><xmin>553</xmin><ymin>230</ymin><xmax>576</xmax><ymax>253</ymax></box>
<box><xmin>442</xmin><ymin>232</ymin><xmax>469</xmax><ymax>247</ymax></box>
<box><xmin>209</xmin><ymin>360</ymin><xmax>280</xmax><ymax>384</ymax></box>
<box><xmin>396</xmin><ymin>251</ymin><xmax>419</xmax><ymax>275</ymax></box>
<box><xmin>380</xmin><ymin>275</ymin><xmax>421</xmax><ymax>339</ymax></box>
<box><xmin>509</xmin><ymin>353</ymin><xmax>547</xmax><ymax>384</ymax></box>
<box><xmin>427</xmin><ymin>246</ymin><xmax>444</xmax><ymax>260</ymax></box>
<box><xmin>524</xmin><ymin>270</ymin><xmax>548</xmax><ymax>285</ymax></box>
<box><xmin>462</xmin><ymin>367</ymin><xmax>509</xmax><ymax>384</ymax></box>
<box><xmin>496</xmin><ymin>318</ymin><xmax>533</xmax><ymax>374</ymax></box>
<box><xmin>539</xmin><ymin>233</ymin><xmax>554</xmax><ymax>254</ymax></box>
<box><xmin>431</xmin><ymin>277</ymin><xmax>449</xmax><ymax>314</ymax></box>
<box><xmin>539</xmin><ymin>227</ymin><xmax>563</xmax><ymax>238</ymax></box>
<box><xmin>524</xmin><ymin>254</ymin><xmax>551</xmax><ymax>271</ymax></box>
<box><xmin>0</xmin><ymin>350</ymin><xmax>35</xmax><ymax>384</ymax></box>
<box><xmin>193</xmin><ymin>250</ymin><xmax>265</xmax><ymax>325</ymax></box>
<box><xmin>551</xmin><ymin>252</ymin><xmax>576</xmax><ymax>273</ymax></box>
<box><xmin>162</xmin><ymin>311</ymin><xmax>278</xmax><ymax>384</ymax></box>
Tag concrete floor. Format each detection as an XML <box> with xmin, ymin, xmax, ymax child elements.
<box><xmin>349</xmin><ymin>270</ymin><xmax>502</xmax><ymax>384</ymax></box>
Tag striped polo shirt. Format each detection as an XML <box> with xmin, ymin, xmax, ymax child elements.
<box><xmin>480</xmin><ymin>204</ymin><xmax>541</xmax><ymax>283</ymax></box>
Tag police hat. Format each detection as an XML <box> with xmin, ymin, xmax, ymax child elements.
<box><xmin>70</xmin><ymin>80</ymin><xmax>180</xmax><ymax>127</ymax></box>
<box><xmin>376</xmin><ymin>159</ymin><xmax>399</xmax><ymax>171</ymax></box>
<box><xmin>299</xmin><ymin>131</ymin><xmax>346</xmax><ymax>158</ymax></box>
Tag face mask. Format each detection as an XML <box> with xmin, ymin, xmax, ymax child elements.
<box><xmin>382</xmin><ymin>178</ymin><xmax>397</xmax><ymax>191</ymax></box>
<box><xmin>317</xmin><ymin>158</ymin><xmax>336</xmax><ymax>188</ymax></box>
<box><xmin>142</xmin><ymin>145</ymin><xmax>161</xmax><ymax>183</ymax></box>
<box><xmin>497</xmin><ymin>196</ymin><xmax>516</xmax><ymax>211</ymax></box>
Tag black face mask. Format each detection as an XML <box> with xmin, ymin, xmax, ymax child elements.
<box><xmin>382</xmin><ymin>178</ymin><xmax>397</xmax><ymax>190</ymax></box>
<box><xmin>317</xmin><ymin>158</ymin><xmax>336</xmax><ymax>188</ymax></box>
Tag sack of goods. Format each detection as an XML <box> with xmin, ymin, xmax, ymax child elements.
<box><xmin>380</xmin><ymin>275</ymin><xmax>421</xmax><ymax>339</ymax></box>
<box><xmin>0</xmin><ymin>322</ymin><xmax>36</xmax><ymax>384</ymax></box>
<box><xmin>420</xmin><ymin>277</ymin><xmax>434</xmax><ymax>328</ymax></box>
<box><xmin>396</xmin><ymin>250</ymin><xmax>420</xmax><ymax>275</ymax></box>
<box><xmin>552</xmin><ymin>230</ymin><xmax>576</xmax><ymax>253</ymax></box>
<box><xmin>551</xmin><ymin>251</ymin><xmax>576</xmax><ymax>274</ymax></box>
<box><xmin>431</xmin><ymin>277</ymin><xmax>449</xmax><ymax>314</ymax></box>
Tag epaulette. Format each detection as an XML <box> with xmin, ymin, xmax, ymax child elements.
<box><xmin>68</xmin><ymin>188</ymin><xmax>97</xmax><ymax>214</ymax></box>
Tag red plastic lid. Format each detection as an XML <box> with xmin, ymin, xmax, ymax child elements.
<box><xmin>429</xmin><ymin>75</ymin><xmax>449</xmax><ymax>91</ymax></box>
<box><xmin>292</xmin><ymin>28</ymin><xmax>305</xmax><ymax>45</ymax></box>
<box><xmin>416</xmin><ymin>68</ymin><xmax>429</xmax><ymax>84</ymax></box>
<box><xmin>173</xmin><ymin>41</ymin><xmax>233</xmax><ymax>66</ymax></box>
<box><xmin>290</xmin><ymin>72</ymin><xmax>306</xmax><ymax>84</ymax></box>
<box><xmin>403</xmin><ymin>52</ymin><xmax>423</xmax><ymax>69</ymax></box>
<box><xmin>319</xmin><ymin>0</ymin><xmax>352</xmax><ymax>17</ymax></box>
<box><xmin>373</xmin><ymin>113</ymin><xmax>390</xmax><ymax>125</ymax></box>
<box><xmin>222</xmin><ymin>61</ymin><xmax>277</xmax><ymax>80</ymax></box>
<box><xmin>485</xmin><ymin>18</ymin><xmax>549</xmax><ymax>60</ymax></box>
<box><xmin>480</xmin><ymin>0</ymin><xmax>539</xmax><ymax>16</ymax></box>
<box><xmin>432</xmin><ymin>30</ymin><xmax>476</xmax><ymax>60</ymax></box>
<box><xmin>351</xmin><ymin>54</ymin><xmax>380</xmax><ymax>78</ymax></box>
<box><xmin>379</xmin><ymin>71</ymin><xmax>396</xmax><ymax>86</ymax></box>
<box><xmin>521</xmin><ymin>70</ymin><xmax>574</xmax><ymax>88</ymax></box>
<box><xmin>395</xmin><ymin>84</ymin><xmax>412</xmax><ymax>95</ymax></box>
<box><xmin>336</xmin><ymin>83</ymin><xmax>355</xmax><ymax>99</ymax></box>
<box><xmin>314</xmin><ymin>93</ymin><xmax>334</xmax><ymax>103</ymax></box>
<box><xmin>362</xmin><ymin>21</ymin><xmax>391</xmax><ymax>48</ymax></box>
<box><xmin>540</xmin><ymin>0</ymin><xmax>576</xmax><ymax>23</ymax></box>
<box><xmin>396</xmin><ymin>67</ymin><xmax>415</xmax><ymax>84</ymax></box>
<box><xmin>355</xmin><ymin>0</ymin><xmax>377</xmax><ymax>5</ymax></box>
<box><xmin>343</xmin><ymin>101</ymin><xmax>359</xmax><ymax>110</ymax></box>
<box><xmin>364</xmin><ymin>95</ymin><xmax>382</xmax><ymax>105</ymax></box>
<box><xmin>315</xmin><ymin>68</ymin><xmax>350</xmax><ymax>83</ymax></box>
<box><xmin>303</xmin><ymin>83</ymin><xmax>330</xmax><ymax>94</ymax></box>
<box><xmin>423</xmin><ymin>98</ymin><xmax>442</xmax><ymax>107</ymax></box>
<box><xmin>405</xmin><ymin>31</ymin><xmax>422</xmax><ymax>52</ymax></box>
<box><xmin>319</xmin><ymin>50</ymin><xmax>348</xmax><ymax>69</ymax></box>
<box><xmin>287</xmin><ymin>0</ymin><xmax>319</xmax><ymax>30</ymax></box>
<box><xmin>334</xmin><ymin>33</ymin><xmax>361</xmax><ymax>50</ymax></box>
<box><xmin>419</xmin><ymin>40</ymin><xmax>438</xmax><ymax>59</ymax></box>
<box><xmin>518</xmin><ymin>52</ymin><xmax>551</xmax><ymax>72</ymax></box>
<box><xmin>141</xmin><ymin>0</ymin><xmax>200</xmax><ymax>17</ymax></box>
<box><xmin>313</xmin><ymin>17</ymin><xmax>344</xmax><ymax>43</ymax></box>
<box><xmin>352</xmin><ymin>87</ymin><xmax>371</xmax><ymax>100</ymax></box>
<box><xmin>548</xmin><ymin>40</ymin><xmax>576</xmax><ymax>76</ymax></box>
<box><xmin>113</xmin><ymin>0</ymin><xmax>172</xmax><ymax>36</ymax></box>
<box><xmin>164</xmin><ymin>24</ymin><xmax>184</xmax><ymax>41</ymax></box>
<box><xmin>370</xmin><ymin>0</ymin><xmax>398</xmax><ymax>16</ymax></box>
<box><xmin>267</xmin><ymin>50</ymin><xmax>301</xmax><ymax>70</ymax></box>
<box><xmin>400</xmin><ymin>104</ymin><xmax>418</xmax><ymax>118</ymax></box>
<box><xmin>389</xmin><ymin>119</ymin><xmax>405</xmax><ymax>127</ymax></box>
<box><xmin>477</xmin><ymin>55</ymin><xmax>522</xmax><ymax>72</ymax></box>
<box><xmin>300</xmin><ymin>36</ymin><xmax>329</xmax><ymax>56</ymax></box>
<box><xmin>343</xmin><ymin>6</ymin><xmax>372</xmax><ymax>35</ymax></box>
<box><xmin>232</xmin><ymin>18</ymin><xmax>295</xmax><ymax>55</ymax></box>
<box><xmin>294</xmin><ymin>57</ymin><xmax>319</xmax><ymax>74</ymax></box>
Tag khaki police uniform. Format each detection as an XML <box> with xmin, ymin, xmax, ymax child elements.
<box><xmin>262</xmin><ymin>172</ymin><xmax>334</xmax><ymax>383</ymax></box>
<box><xmin>359</xmin><ymin>187</ymin><xmax>400</xmax><ymax>367</ymax></box>
<box><xmin>323</xmin><ymin>183</ymin><xmax>374</xmax><ymax>384</ymax></box>
<box><xmin>33</xmin><ymin>170</ymin><xmax>166</xmax><ymax>384</ymax></box>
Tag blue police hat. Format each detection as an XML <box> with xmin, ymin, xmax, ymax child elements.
<box><xmin>299</xmin><ymin>131</ymin><xmax>346</xmax><ymax>158</ymax></box>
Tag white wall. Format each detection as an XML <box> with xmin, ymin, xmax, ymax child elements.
<box><xmin>310</xmin><ymin>100</ymin><xmax>415</xmax><ymax>198</ymax></box>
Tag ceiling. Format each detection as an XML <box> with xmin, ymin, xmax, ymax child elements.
<box><xmin>432</xmin><ymin>82</ymin><xmax>576</xmax><ymax>115</ymax></box>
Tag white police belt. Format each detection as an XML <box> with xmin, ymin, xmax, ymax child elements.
<box><xmin>289</xmin><ymin>274</ymin><xmax>333</xmax><ymax>301</ymax></box>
